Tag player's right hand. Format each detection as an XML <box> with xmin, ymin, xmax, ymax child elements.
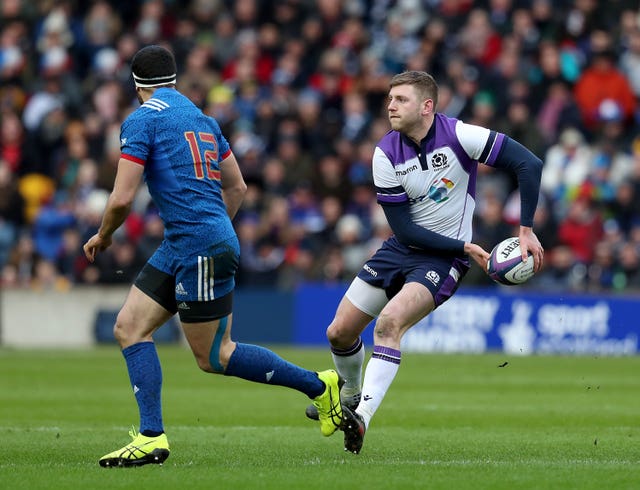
<box><xmin>83</xmin><ymin>233</ymin><xmax>112</xmax><ymax>263</ymax></box>
<box><xmin>464</xmin><ymin>242</ymin><xmax>491</xmax><ymax>273</ymax></box>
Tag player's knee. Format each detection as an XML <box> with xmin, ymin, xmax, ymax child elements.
<box><xmin>374</xmin><ymin>312</ymin><xmax>402</xmax><ymax>341</ymax></box>
<box><xmin>113</xmin><ymin>311</ymin><xmax>135</xmax><ymax>346</ymax></box>
<box><xmin>194</xmin><ymin>354</ymin><xmax>216</xmax><ymax>373</ymax></box>
<box><xmin>205</xmin><ymin>336</ymin><xmax>234</xmax><ymax>374</ymax></box>
<box><xmin>326</xmin><ymin>320</ymin><xmax>354</xmax><ymax>347</ymax></box>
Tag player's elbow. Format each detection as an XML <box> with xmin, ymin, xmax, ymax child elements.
<box><xmin>224</xmin><ymin>179</ymin><xmax>247</xmax><ymax>197</ymax></box>
<box><xmin>531</xmin><ymin>155</ymin><xmax>543</xmax><ymax>175</ymax></box>
<box><xmin>108</xmin><ymin>192</ymin><xmax>134</xmax><ymax>213</ymax></box>
<box><xmin>237</xmin><ymin>180</ymin><xmax>248</xmax><ymax>196</ymax></box>
<box><xmin>391</xmin><ymin>225</ymin><xmax>413</xmax><ymax>247</ymax></box>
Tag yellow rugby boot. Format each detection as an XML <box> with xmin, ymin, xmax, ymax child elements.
<box><xmin>99</xmin><ymin>427</ymin><xmax>170</xmax><ymax>468</ymax></box>
<box><xmin>312</xmin><ymin>370</ymin><xmax>344</xmax><ymax>436</ymax></box>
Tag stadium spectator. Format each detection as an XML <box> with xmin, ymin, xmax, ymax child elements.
<box><xmin>0</xmin><ymin>160</ymin><xmax>24</xmax><ymax>266</ymax></box>
<box><xmin>496</xmin><ymin>98</ymin><xmax>547</xmax><ymax>160</ymax></box>
<box><xmin>607</xmin><ymin>181</ymin><xmax>638</xmax><ymax>236</ymax></box>
<box><xmin>557</xmin><ymin>192</ymin><xmax>604</xmax><ymax>264</ymax></box>
<box><xmin>531</xmin><ymin>244</ymin><xmax>585</xmax><ymax>292</ymax></box>
<box><xmin>55</xmin><ymin>227</ymin><xmax>87</xmax><ymax>283</ymax></box>
<box><xmin>4</xmin><ymin>233</ymin><xmax>39</xmax><ymax>288</ymax></box>
<box><xmin>615</xmin><ymin>241</ymin><xmax>640</xmax><ymax>289</ymax></box>
<box><xmin>573</xmin><ymin>44</ymin><xmax>637</xmax><ymax>132</ymax></box>
<box><xmin>619</xmin><ymin>27</ymin><xmax>640</xmax><ymax>98</ymax></box>
<box><xmin>31</xmin><ymin>196</ymin><xmax>76</xmax><ymax>262</ymax></box>
<box><xmin>333</xmin><ymin>213</ymin><xmax>370</xmax><ymax>276</ymax></box>
<box><xmin>535</xmin><ymin>80</ymin><xmax>583</xmax><ymax>147</ymax></box>
<box><xmin>540</xmin><ymin>127</ymin><xmax>592</xmax><ymax>207</ymax></box>
<box><xmin>473</xmin><ymin>192</ymin><xmax>514</xmax><ymax>258</ymax></box>
<box><xmin>458</xmin><ymin>8</ymin><xmax>502</xmax><ymax>68</ymax></box>
<box><xmin>0</xmin><ymin>111</ymin><xmax>27</xmax><ymax>174</ymax></box>
<box><xmin>587</xmin><ymin>240</ymin><xmax>618</xmax><ymax>291</ymax></box>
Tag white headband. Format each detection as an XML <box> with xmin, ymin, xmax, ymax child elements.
<box><xmin>132</xmin><ymin>72</ymin><xmax>177</xmax><ymax>88</ymax></box>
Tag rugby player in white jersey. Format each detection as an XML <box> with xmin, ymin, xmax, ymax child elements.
<box><xmin>307</xmin><ymin>71</ymin><xmax>544</xmax><ymax>454</ymax></box>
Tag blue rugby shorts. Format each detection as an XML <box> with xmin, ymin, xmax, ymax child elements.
<box><xmin>135</xmin><ymin>236</ymin><xmax>239</xmax><ymax>322</ymax></box>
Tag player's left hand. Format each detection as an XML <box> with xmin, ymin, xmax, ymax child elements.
<box><xmin>518</xmin><ymin>226</ymin><xmax>544</xmax><ymax>273</ymax></box>
<box><xmin>83</xmin><ymin>233</ymin><xmax>112</xmax><ymax>263</ymax></box>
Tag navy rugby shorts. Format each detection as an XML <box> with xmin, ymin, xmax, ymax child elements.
<box><xmin>356</xmin><ymin>236</ymin><xmax>470</xmax><ymax>307</ymax></box>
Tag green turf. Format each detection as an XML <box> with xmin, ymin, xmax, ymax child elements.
<box><xmin>0</xmin><ymin>346</ymin><xmax>639</xmax><ymax>489</ymax></box>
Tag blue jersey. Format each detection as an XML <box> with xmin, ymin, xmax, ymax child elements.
<box><xmin>120</xmin><ymin>88</ymin><xmax>235</xmax><ymax>255</ymax></box>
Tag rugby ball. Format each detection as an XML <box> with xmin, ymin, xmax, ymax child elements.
<box><xmin>487</xmin><ymin>237</ymin><xmax>535</xmax><ymax>285</ymax></box>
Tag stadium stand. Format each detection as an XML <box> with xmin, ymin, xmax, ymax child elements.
<box><xmin>1</xmin><ymin>0</ymin><xmax>639</xmax><ymax>294</ymax></box>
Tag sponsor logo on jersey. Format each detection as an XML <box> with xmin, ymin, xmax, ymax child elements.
<box><xmin>428</xmin><ymin>177</ymin><xmax>455</xmax><ymax>203</ymax></box>
<box><xmin>425</xmin><ymin>270</ymin><xmax>440</xmax><ymax>286</ymax></box>
<box><xmin>175</xmin><ymin>282</ymin><xmax>188</xmax><ymax>295</ymax></box>
<box><xmin>363</xmin><ymin>264</ymin><xmax>378</xmax><ymax>277</ymax></box>
<box><xmin>395</xmin><ymin>163</ymin><xmax>419</xmax><ymax>176</ymax></box>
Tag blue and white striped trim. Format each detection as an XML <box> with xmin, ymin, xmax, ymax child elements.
<box><xmin>141</xmin><ymin>99</ymin><xmax>170</xmax><ymax>111</ymax></box>
<box><xmin>197</xmin><ymin>256</ymin><xmax>215</xmax><ymax>301</ymax></box>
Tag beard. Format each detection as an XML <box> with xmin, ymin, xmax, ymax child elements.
<box><xmin>389</xmin><ymin>113</ymin><xmax>419</xmax><ymax>133</ymax></box>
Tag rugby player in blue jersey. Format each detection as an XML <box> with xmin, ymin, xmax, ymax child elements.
<box><xmin>83</xmin><ymin>45</ymin><xmax>343</xmax><ymax>467</ymax></box>
<box><xmin>306</xmin><ymin>71</ymin><xmax>544</xmax><ymax>454</ymax></box>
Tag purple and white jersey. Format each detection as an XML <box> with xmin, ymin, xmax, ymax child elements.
<box><xmin>373</xmin><ymin>113</ymin><xmax>506</xmax><ymax>242</ymax></box>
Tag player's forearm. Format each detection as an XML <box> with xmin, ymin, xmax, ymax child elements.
<box><xmin>219</xmin><ymin>154</ymin><xmax>247</xmax><ymax>220</ymax></box>
<box><xmin>382</xmin><ymin>204</ymin><xmax>465</xmax><ymax>254</ymax></box>
<box><xmin>222</xmin><ymin>185</ymin><xmax>246</xmax><ymax>220</ymax></box>
<box><xmin>493</xmin><ymin>137</ymin><xmax>542</xmax><ymax>227</ymax></box>
<box><xmin>98</xmin><ymin>197</ymin><xmax>131</xmax><ymax>239</ymax></box>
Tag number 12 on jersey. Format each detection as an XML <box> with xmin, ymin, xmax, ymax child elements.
<box><xmin>184</xmin><ymin>131</ymin><xmax>221</xmax><ymax>180</ymax></box>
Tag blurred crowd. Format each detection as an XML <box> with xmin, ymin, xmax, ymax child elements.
<box><xmin>1</xmin><ymin>0</ymin><xmax>640</xmax><ymax>294</ymax></box>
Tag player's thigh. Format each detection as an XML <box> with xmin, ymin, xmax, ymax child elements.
<box><xmin>181</xmin><ymin>314</ymin><xmax>233</xmax><ymax>372</ymax></box>
<box><xmin>176</xmin><ymin>241</ymin><xmax>239</xmax><ymax>371</ymax></box>
<box><xmin>378</xmin><ymin>281</ymin><xmax>435</xmax><ymax>336</ymax></box>
<box><xmin>327</xmin><ymin>281</ymin><xmax>378</xmax><ymax>345</ymax></box>
<box><xmin>117</xmin><ymin>285</ymin><xmax>176</xmax><ymax>344</ymax></box>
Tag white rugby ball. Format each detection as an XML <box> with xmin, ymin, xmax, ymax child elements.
<box><xmin>487</xmin><ymin>237</ymin><xmax>535</xmax><ymax>285</ymax></box>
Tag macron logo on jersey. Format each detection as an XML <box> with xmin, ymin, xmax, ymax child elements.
<box><xmin>141</xmin><ymin>99</ymin><xmax>170</xmax><ymax>111</ymax></box>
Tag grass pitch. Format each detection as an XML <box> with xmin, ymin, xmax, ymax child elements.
<box><xmin>0</xmin><ymin>346</ymin><xmax>639</xmax><ymax>489</ymax></box>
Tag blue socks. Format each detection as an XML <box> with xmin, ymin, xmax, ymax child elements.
<box><xmin>122</xmin><ymin>342</ymin><xmax>163</xmax><ymax>436</ymax></box>
<box><xmin>122</xmin><ymin>341</ymin><xmax>325</xmax><ymax>436</ymax></box>
<box><xmin>225</xmin><ymin>343</ymin><xmax>324</xmax><ymax>398</ymax></box>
